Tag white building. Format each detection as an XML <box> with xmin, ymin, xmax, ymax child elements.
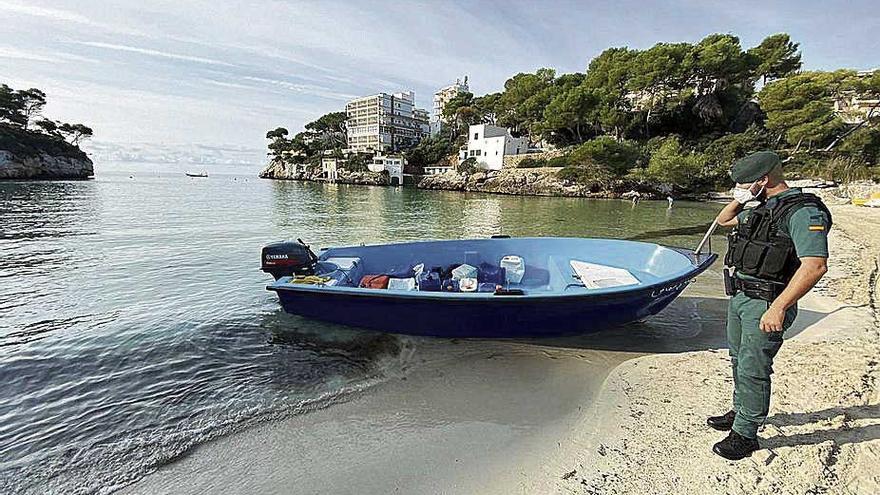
<box><xmin>368</xmin><ymin>154</ymin><xmax>405</xmax><ymax>186</ymax></box>
<box><xmin>431</xmin><ymin>77</ymin><xmax>469</xmax><ymax>135</ymax></box>
<box><xmin>424</xmin><ymin>164</ymin><xmax>454</xmax><ymax>175</ymax></box>
<box><xmin>460</xmin><ymin>124</ymin><xmax>529</xmax><ymax>171</ymax></box>
<box><xmin>321</xmin><ymin>157</ymin><xmax>339</xmax><ymax>182</ymax></box>
<box><xmin>345</xmin><ymin>91</ymin><xmax>430</xmax><ymax>153</ymax></box>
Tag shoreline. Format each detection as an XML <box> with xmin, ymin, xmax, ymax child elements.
<box><xmin>119</xmin><ymin>205</ymin><xmax>878</xmax><ymax>495</ymax></box>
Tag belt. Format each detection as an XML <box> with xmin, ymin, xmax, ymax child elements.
<box><xmin>733</xmin><ymin>277</ymin><xmax>784</xmax><ymax>301</ymax></box>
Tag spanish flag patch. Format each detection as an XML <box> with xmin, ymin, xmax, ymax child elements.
<box><xmin>808</xmin><ymin>225</ymin><xmax>826</xmax><ymax>231</ymax></box>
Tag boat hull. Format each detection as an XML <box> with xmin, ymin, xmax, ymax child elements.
<box><xmin>272</xmin><ymin>280</ymin><xmax>693</xmax><ymax>337</ymax></box>
<box><xmin>265</xmin><ymin>238</ymin><xmax>717</xmax><ymax>338</ymax></box>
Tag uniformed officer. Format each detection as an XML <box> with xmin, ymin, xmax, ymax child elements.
<box><xmin>709</xmin><ymin>151</ymin><xmax>832</xmax><ymax>460</ymax></box>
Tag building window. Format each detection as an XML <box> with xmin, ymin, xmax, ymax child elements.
<box><xmin>473</xmin><ymin>133</ymin><xmax>479</xmax><ymax>140</ymax></box>
<box><xmin>475</xmin><ymin>149</ymin><xmax>481</xmax><ymax>156</ymax></box>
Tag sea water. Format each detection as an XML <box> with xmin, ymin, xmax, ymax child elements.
<box><xmin>0</xmin><ymin>166</ymin><xmax>722</xmax><ymax>494</ymax></box>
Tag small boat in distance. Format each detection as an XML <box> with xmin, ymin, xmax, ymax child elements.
<box><xmin>261</xmin><ymin>236</ymin><xmax>717</xmax><ymax>338</ymax></box>
<box><xmin>185</xmin><ymin>171</ymin><xmax>208</xmax><ymax>178</ymax></box>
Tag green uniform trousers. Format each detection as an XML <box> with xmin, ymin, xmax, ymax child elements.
<box><xmin>726</xmin><ymin>291</ymin><xmax>798</xmax><ymax>439</ymax></box>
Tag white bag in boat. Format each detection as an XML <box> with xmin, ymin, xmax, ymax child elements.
<box><xmin>387</xmin><ymin>278</ymin><xmax>417</xmax><ymax>291</ymax></box>
<box><xmin>500</xmin><ymin>255</ymin><xmax>525</xmax><ymax>284</ymax></box>
<box><xmin>451</xmin><ymin>264</ymin><xmax>478</xmax><ymax>281</ymax></box>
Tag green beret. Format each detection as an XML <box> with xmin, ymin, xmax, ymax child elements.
<box><xmin>729</xmin><ymin>151</ymin><xmax>780</xmax><ymax>183</ymax></box>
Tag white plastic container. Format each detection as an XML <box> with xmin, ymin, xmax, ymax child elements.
<box><xmin>459</xmin><ymin>277</ymin><xmax>478</xmax><ymax>292</ymax></box>
<box><xmin>500</xmin><ymin>255</ymin><xmax>525</xmax><ymax>284</ymax></box>
<box><xmin>451</xmin><ymin>263</ymin><xmax>478</xmax><ymax>281</ymax></box>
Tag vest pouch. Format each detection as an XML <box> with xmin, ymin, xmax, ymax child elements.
<box><xmin>740</xmin><ymin>240</ymin><xmax>768</xmax><ymax>273</ymax></box>
<box><xmin>725</xmin><ymin>233</ymin><xmax>746</xmax><ymax>267</ymax></box>
<box><xmin>756</xmin><ymin>241</ymin><xmax>794</xmax><ymax>280</ymax></box>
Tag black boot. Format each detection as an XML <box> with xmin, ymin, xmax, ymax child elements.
<box><xmin>706</xmin><ymin>410</ymin><xmax>736</xmax><ymax>431</ymax></box>
<box><xmin>713</xmin><ymin>430</ymin><xmax>759</xmax><ymax>460</ymax></box>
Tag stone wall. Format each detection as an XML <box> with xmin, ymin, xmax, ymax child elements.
<box><xmin>0</xmin><ymin>150</ymin><xmax>94</xmax><ymax>179</ymax></box>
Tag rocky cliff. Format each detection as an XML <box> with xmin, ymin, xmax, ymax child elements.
<box><xmin>0</xmin><ymin>150</ymin><xmax>94</xmax><ymax>180</ymax></box>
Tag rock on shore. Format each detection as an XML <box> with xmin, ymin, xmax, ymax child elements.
<box><xmin>258</xmin><ymin>159</ymin><xmax>389</xmax><ymax>186</ymax></box>
<box><xmin>0</xmin><ymin>150</ymin><xmax>94</xmax><ymax>179</ymax></box>
<box><xmin>417</xmin><ymin>167</ymin><xmax>642</xmax><ymax>198</ymax></box>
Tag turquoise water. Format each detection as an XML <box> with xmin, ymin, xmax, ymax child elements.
<box><xmin>0</xmin><ymin>168</ymin><xmax>722</xmax><ymax>494</ymax></box>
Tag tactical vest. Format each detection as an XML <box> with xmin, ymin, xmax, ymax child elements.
<box><xmin>725</xmin><ymin>192</ymin><xmax>832</xmax><ymax>284</ymax></box>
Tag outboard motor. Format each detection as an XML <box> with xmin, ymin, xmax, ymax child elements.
<box><xmin>261</xmin><ymin>238</ymin><xmax>318</xmax><ymax>280</ymax></box>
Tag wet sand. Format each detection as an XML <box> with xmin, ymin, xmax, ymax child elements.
<box><xmin>124</xmin><ymin>205</ymin><xmax>878</xmax><ymax>495</ymax></box>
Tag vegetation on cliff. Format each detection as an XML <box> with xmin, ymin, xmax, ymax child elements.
<box><xmin>0</xmin><ymin>84</ymin><xmax>93</xmax><ymax>160</ymax></box>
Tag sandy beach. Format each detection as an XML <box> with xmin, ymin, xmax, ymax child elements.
<box><xmin>549</xmin><ymin>203</ymin><xmax>880</xmax><ymax>495</ymax></box>
<box><xmin>123</xmin><ymin>203</ymin><xmax>878</xmax><ymax>495</ymax></box>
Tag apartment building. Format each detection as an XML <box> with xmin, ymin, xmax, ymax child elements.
<box><xmin>431</xmin><ymin>76</ymin><xmax>469</xmax><ymax>135</ymax></box>
<box><xmin>345</xmin><ymin>91</ymin><xmax>429</xmax><ymax>153</ymax></box>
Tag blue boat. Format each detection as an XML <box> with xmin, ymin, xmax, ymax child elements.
<box><xmin>262</xmin><ymin>237</ymin><xmax>716</xmax><ymax>338</ymax></box>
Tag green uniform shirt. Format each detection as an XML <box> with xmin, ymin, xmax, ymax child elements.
<box><xmin>734</xmin><ymin>188</ymin><xmax>830</xmax><ymax>280</ymax></box>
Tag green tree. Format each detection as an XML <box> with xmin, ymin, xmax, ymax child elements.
<box><xmin>0</xmin><ymin>84</ymin><xmax>26</xmax><ymax>127</ymax></box>
<box><xmin>627</xmin><ymin>43</ymin><xmax>692</xmax><ymax>137</ymax></box>
<box><xmin>748</xmin><ymin>33</ymin><xmax>802</xmax><ymax>85</ymax></box>
<box><xmin>405</xmin><ymin>134</ymin><xmax>456</xmax><ymax>169</ymax></box>
<box><xmin>637</xmin><ymin>136</ymin><xmax>707</xmax><ymax>189</ymax></box>
<box><xmin>541</xmin><ymin>85</ymin><xmax>599</xmax><ymax>143</ymax></box>
<box><xmin>266</xmin><ymin>127</ymin><xmax>289</xmax><ymax>140</ymax></box>
<box><xmin>58</xmin><ymin>123</ymin><xmax>93</xmax><ymax>146</ymax></box>
<box><xmin>497</xmin><ymin>68</ymin><xmax>556</xmax><ymax>135</ymax></box>
<box><xmin>686</xmin><ymin>34</ymin><xmax>753</xmax><ymax>126</ymax></box>
<box><xmin>582</xmin><ymin>48</ymin><xmax>637</xmax><ymax>139</ymax></box>
<box><xmin>473</xmin><ymin>92</ymin><xmax>501</xmax><ymax>125</ymax></box>
<box><xmin>304</xmin><ymin>111</ymin><xmax>347</xmax><ymax>149</ymax></box>
<box><xmin>17</xmin><ymin>88</ymin><xmax>46</xmax><ymax>130</ymax></box>
<box><xmin>758</xmin><ymin>70</ymin><xmax>856</xmax><ymax>149</ymax></box>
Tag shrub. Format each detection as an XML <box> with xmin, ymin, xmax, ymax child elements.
<box><xmin>458</xmin><ymin>158</ymin><xmax>478</xmax><ymax>175</ymax></box>
<box><xmin>556</xmin><ymin>162</ymin><xmax>614</xmax><ymax>188</ymax></box>
<box><xmin>405</xmin><ymin>135</ymin><xmax>456</xmax><ymax>168</ymax></box>
<box><xmin>838</xmin><ymin>127</ymin><xmax>880</xmax><ymax>165</ymax></box>
<box><xmin>545</xmin><ymin>156</ymin><xmax>569</xmax><ymax>168</ymax></box>
<box><xmin>786</xmin><ymin>152</ymin><xmax>878</xmax><ymax>183</ymax></box>
<box><xmin>517</xmin><ymin>157</ymin><xmax>543</xmax><ymax>168</ymax></box>
<box><xmin>634</xmin><ymin>136</ymin><xmax>707</xmax><ymax>190</ymax></box>
<box><xmin>568</xmin><ymin>136</ymin><xmax>640</xmax><ymax>176</ymax></box>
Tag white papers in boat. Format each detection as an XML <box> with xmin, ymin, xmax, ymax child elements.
<box><xmin>569</xmin><ymin>260</ymin><xmax>640</xmax><ymax>289</ymax></box>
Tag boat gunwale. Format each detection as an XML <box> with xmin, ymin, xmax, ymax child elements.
<box><xmin>266</xmin><ymin>240</ymin><xmax>717</xmax><ymax>303</ymax></box>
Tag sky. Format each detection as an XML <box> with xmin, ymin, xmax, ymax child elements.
<box><xmin>1</xmin><ymin>0</ymin><xmax>878</xmax><ymax>160</ymax></box>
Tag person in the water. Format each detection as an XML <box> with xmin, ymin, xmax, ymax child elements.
<box><xmin>709</xmin><ymin>151</ymin><xmax>832</xmax><ymax>460</ymax></box>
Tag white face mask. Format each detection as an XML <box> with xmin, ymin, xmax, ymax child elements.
<box><xmin>733</xmin><ymin>182</ymin><xmax>764</xmax><ymax>204</ymax></box>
